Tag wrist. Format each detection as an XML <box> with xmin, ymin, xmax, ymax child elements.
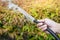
<box><xmin>56</xmin><ymin>23</ymin><xmax>60</xmax><ymax>33</ymax></box>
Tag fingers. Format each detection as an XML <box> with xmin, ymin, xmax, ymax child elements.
<box><xmin>37</xmin><ymin>22</ymin><xmax>47</xmax><ymax>31</ymax></box>
<box><xmin>38</xmin><ymin>24</ymin><xmax>47</xmax><ymax>31</ymax></box>
<box><xmin>37</xmin><ymin>23</ymin><xmax>43</xmax><ymax>27</ymax></box>
<box><xmin>37</xmin><ymin>22</ymin><xmax>49</xmax><ymax>33</ymax></box>
<box><xmin>37</xmin><ymin>19</ymin><xmax>47</xmax><ymax>31</ymax></box>
<box><xmin>37</xmin><ymin>19</ymin><xmax>51</xmax><ymax>31</ymax></box>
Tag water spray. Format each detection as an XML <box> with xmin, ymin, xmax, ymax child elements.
<box><xmin>2</xmin><ymin>0</ymin><xmax>60</xmax><ymax>40</ymax></box>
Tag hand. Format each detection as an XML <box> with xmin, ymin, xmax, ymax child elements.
<box><xmin>37</xmin><ymin>18</ymin><xmax>60</xmax><ymax>33</ymax></box>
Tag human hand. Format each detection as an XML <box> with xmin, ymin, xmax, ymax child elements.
<box><xmin>37</xmin><ymin>18</ymin><xmax>60</xmax><ymax>33</ymax></box>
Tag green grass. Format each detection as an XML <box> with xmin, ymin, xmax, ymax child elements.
<box><xmin>0</xmin><ymin>1</ymin><xmax>60</xmax><ymax>40</ymax></box>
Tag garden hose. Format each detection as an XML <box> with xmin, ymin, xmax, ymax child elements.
<box><xmin>34</xmin><ymin>20</ymin><xmax>60</xmax><ymax>40</ymax></box>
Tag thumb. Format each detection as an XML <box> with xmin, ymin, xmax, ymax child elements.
<box><xmin>44</xmin><ymin>18</ymin><xmax>56</xmax><ymax>27</ymax></box>
<box><xmin>37</xmin><ymin>19</ymin><xmax>45</xmax><ymax>23</ymax></box>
